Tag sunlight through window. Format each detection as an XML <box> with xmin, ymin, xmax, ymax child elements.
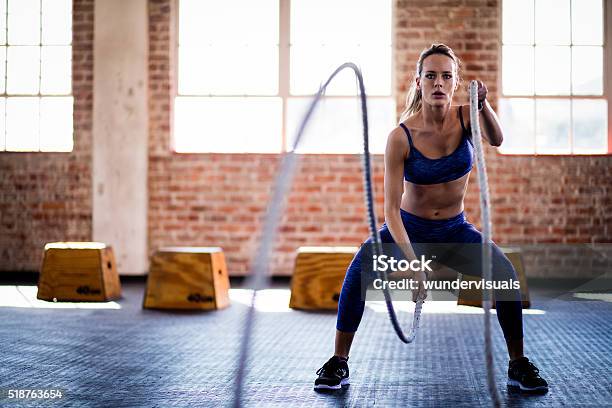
<box><xmin>500</xmin><ymin>0</ymin><xmax>607</xmax><ymax>155</ymax></box>
<box><xmin>175</xmin><ymin>0</ymin><xmax>394</xmax><ymax>154</ymax></box>
<box><xmin>1</xmin><ymin>0</ymin><xmax>73</xmax><ymax>153</ymax></box>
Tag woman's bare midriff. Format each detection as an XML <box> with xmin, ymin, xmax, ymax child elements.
<box><xmin>400</xmin><ymin>172</ymin><xmax>470</xmax><ymax>219</ymax></box>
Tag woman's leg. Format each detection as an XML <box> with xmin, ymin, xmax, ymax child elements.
<box><xmin>334</xmin><ymin>236</ymin><xmax>377</xmax><ymax>358</ymax></box>
<box><xmin>443</xmin><ymin>223</ymin><xmax>549</xmax><ymax>391</ymax></box>
<box><xmin>334</xmin><ymin>330</ymin><xmax>355</xmax><ymax>359</ymax></box>
<box><xmin>445</xmin><ymin>223</ymin><xmax>525</xmax><ymax>360</ymax></box>
<box><xmin>334</xmin><ymin>225</ymin><xmax>395</xmax><ymax>357</ymax></box>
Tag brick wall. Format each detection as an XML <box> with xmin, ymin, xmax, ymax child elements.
<box><xmin>1</xmin><ymin>0</ymin><xmax>610</xmax><ymax>277</ymax></box>
<box><xmin>147</xmin><ymin>0</ymin><xmax>386</xmax><ymax>276</ymax></box>
<box><xmin>148</xmin><ymin>0</ymin><xmax>611</xmax><ymax>277</ymax></box>
<box><xmin>395</xmin><ymin>0</ymin><xmax>612</xmax><ymax>247</ymax></box>
<box><xmin>0</xmin><ymin>0</ymin><xmax>93</xmax><ymax>271</ymax></box>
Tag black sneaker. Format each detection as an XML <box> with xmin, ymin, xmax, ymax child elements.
<box><xmin>314</xmin><ymin>356</ymin><xmax>350</xmax><ymax>390</ymax></box>
<box><xmin>507</xmin><ymin>357</ymin><xmax>549</xmax><ymax>393</ymax></box>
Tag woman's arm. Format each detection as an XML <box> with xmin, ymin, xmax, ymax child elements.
<box><xmin>479</xmin><ymin>99</ymin><xmax>504</xmax><ymax>147</ymax></box>
<box><xmin>384</xmin><ymin>128</ymin><xmax>426</xmax><ymax>300</ymax></box>
<box><xmin>383</xmin><ymin>128</ymin><xmax>416</xmax><ymax>261</ymax></box>
<box><xmin>466</xmin><ymin>80</ymin><xmax>504</xmax><ymax>147</ymax></box>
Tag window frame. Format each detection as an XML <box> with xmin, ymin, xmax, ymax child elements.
<box><xmin>172</xmin><ymin>0</ymin><xmax>395</xmax><ymax>154</ymax></box>
<box><xmin>497</xmin><ymin>0</ymin><xmax>612</xmax><ymax>155</ymax></box>
<box><xmin>0</xmin><ymin>0</ymin><xmax>74</xmax><ymax>153</ymax></box>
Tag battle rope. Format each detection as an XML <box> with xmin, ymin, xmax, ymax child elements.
<box><xmin>233</xmin><ymin>70</ymin><xmax>503</xmax><ymax>407</ymax></box>
<box><xmin>233</xmin><ymin>62</ymin><xmax>422</xmax><ymax>406</ymax></box>
<box><xmin>469</xmin><ymin>80</ymin><xmax>502</xmax><ymax>407</ymax></box>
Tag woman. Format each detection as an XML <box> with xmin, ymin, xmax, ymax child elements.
<box><xmin>314</xmin><ymin>44</ymin><xmax>548</xmax><ymax>393</ymax></box>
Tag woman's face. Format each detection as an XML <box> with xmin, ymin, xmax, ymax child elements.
<box><xmin>416</xmin><ymin>54</ymin><xmax>458</xmax><ymax>108</ymax></box>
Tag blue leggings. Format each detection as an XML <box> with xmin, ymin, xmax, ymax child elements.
<box><xmin>336</xmin><ymin>209</ymin><xmax>524</xmax><ymax>341</ymax></box>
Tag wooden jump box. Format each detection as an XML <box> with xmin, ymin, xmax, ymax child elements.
<box><xmin>143</xmin><ymin>247</ymin><xmax>230</xmax><ymax>310</ymax></box>
<box><xmin>37</xmin><ymin>242</ymin><xmax>121</xmax><ymax>302</ymax></box>
<box><xmin>457</xmin><ymin>247</ymin><xmax>531</xmax><ymax>308</ymax></box>
<box><xmin>289</xmin><ymin>246</ymin><xmax>357</xmax><ymax>311</ymax></box>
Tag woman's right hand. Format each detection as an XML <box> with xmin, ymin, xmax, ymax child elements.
<box><xmin>412</xmin><ymin>269</ymin><xmax>428</xmax><ymax>302</ymax></box>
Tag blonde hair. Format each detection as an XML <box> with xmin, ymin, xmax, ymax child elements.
<box><xmin>399</xmin><ymin>43</ymin><xmax>462</xmax><ymax>123</ymax></box>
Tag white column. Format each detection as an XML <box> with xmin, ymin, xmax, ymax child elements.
<box><xmin>92</xmin><ymin>0</ymin><xmax>149</xmax><ymax>275</ymax></box>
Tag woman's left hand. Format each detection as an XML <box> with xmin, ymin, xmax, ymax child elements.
<box><xmin>475</xmin><ymin>80</ymin><xmax>488</xmax><ymax>103</ymax></box>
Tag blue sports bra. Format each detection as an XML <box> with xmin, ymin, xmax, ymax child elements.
<box><xmin>400</xmin><ymin>105</ymin><xmax>474</xmax><ymax>185</ymax></box>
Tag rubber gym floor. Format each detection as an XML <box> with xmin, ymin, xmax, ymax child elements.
<box><xmin>1</xmin><ymin>278</ymin><xmax>610</xmax><ymax>407</ymax></box>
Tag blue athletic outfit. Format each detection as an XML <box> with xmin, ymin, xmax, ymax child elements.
<box><xmin>336</xmin><ymin>106</ymin><xmax>523</xmax><ymax>341</ymax></box>
<box><xmin>402</xmin><ymin>107</ymin><xmax>474</xmax><ymax>184</ymax></box>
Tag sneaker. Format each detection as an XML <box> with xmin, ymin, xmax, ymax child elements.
<box><xmin>314</xmin><ymin>356</ymin><xmax>350</xmax><ymax>390</ymax></box>
<box><xmin>507</xmin><ymin>357</ymin><xmax>549</xmax><ymax>393</ymax></box>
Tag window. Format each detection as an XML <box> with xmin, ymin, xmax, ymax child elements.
<box><xmin>499</xmin><ymin>0</ymin><xmax>610</xmax><ymax>154</ymax></box>
<box><xmin>0</xmin><ymin>0</ymin><xmax>73</xmax><ymax>152</ymax></box>
<box><xmin>175</xmin><ymin>0</ymin><xmax>394</xmax><ymax>154</ymax></box>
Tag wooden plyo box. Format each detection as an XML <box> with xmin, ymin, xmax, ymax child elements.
<box><xmin>457</xmin><ymin>247</ymin><xmax>531</xmax><ymax>308</ymax></box>
<box><xmin>37</xmin><ymin>242</ymin><xmax>121</xmax><ymax>302</ymax></box>
<box><xmin>289</xmin><ymin>246</ymin><xmax>358</xmax><ymax>311</ymax></box>
<box><xmin>143</xmin><ymin>247</ymin><xmax>230</xmax><ymax>310</ymax></box>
